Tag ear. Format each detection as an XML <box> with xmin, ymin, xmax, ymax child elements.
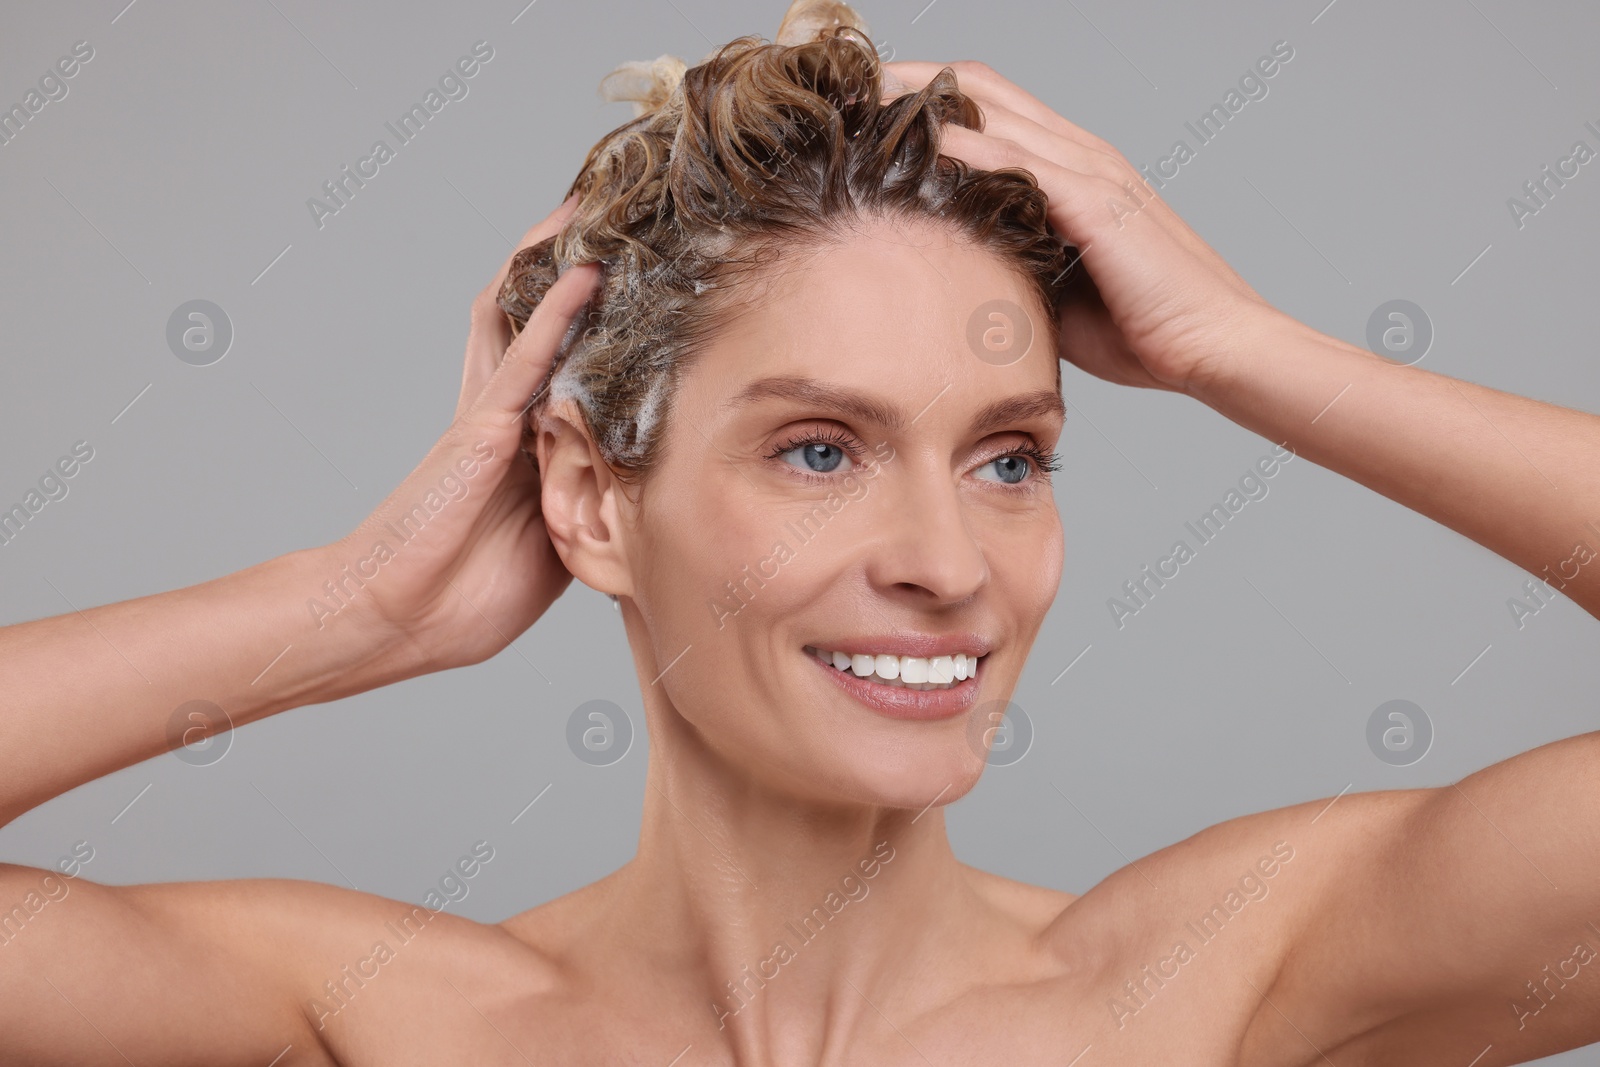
<box><xmin>533</xmin><ymin>397</ymin><xmax>636</xmax><ymax>601</ymax></box>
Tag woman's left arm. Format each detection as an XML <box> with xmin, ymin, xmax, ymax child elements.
<box><xmin>885</xmin><ymin>58</ymin><xmax>1600</xmax><ymax>1062</ymax></box>
<box><xmin>886</xmin><ymin>59</ymin><xmax>1600</xmax><ymax>622</ymax></box>
<box><xmin>1194</xmin><ymin>313</ymin><xmax>1600</xmax><ymax>622</ymax></box>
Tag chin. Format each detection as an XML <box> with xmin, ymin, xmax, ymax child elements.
<box><xmin>752</xmin><ymin>699</ymin><xmax>997</xmax><ymax>814</ymax></box>
<box><xmin>642</xmin><ymin>585</ymin><xmax>1031</xmax><ymax>813</ymax></box>
<box><xmin>778</xmin><ymin>640</ymin><xmax>1003</xmax><ymax>810</ymax></box>
<box><xmin>840</xmin><ymin>745</ymin><xmax>988</xmax><ymax>812</ymax></box>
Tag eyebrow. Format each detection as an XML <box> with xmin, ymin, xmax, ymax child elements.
<box><xmin>725</xmin><ymin>375</ymin><xmax>1065</xmax><ymax>433</ymax></box>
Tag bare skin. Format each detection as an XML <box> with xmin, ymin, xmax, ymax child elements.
<box><xmin>3</xmin><ymin>60</ymin><xmax>1599</xmax><ymax>1067</ymax></box>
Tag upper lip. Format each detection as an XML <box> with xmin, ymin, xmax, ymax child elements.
<box><xmin>805</xmin><ymin>632</ymin><xmax>994</xmax><ymax>659</ymax></box>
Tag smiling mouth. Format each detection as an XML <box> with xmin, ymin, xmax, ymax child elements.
<box><xmin>802</xmin><ymin>645</ymin><xmax>985</xmax><ymax>691</ymax></box>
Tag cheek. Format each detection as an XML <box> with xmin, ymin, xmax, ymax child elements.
<box><xmin>995</xmin><ymin>506</ymin><xmax>1064</xmax><ymax>616</ymax></box>
<box><xmin>653</xmin><ymin>488</ymin><xmax>786</xmax><ymax>622</ymax></box>
<box><xmin>632</xmin><ymin>482</ymin><xmax>792</xmax><ymax>706</ymax></box>
<box><xmin>1042</xmin><ymin>510</ymin><xmax>1065</xmax><ymax>591</ymax></box>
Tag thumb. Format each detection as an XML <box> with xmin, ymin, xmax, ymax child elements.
<box><xmin>470</xmin><ymin>262</ymin><xmax>604</xmax><ymax>427</ymax></box>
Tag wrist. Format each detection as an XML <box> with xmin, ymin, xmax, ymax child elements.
<box><xmin>1183</xmin><ymin>306</ymin><xmax>1356</xmax><ymax>409</ymax></box>
<box><xmin>256</xmin><ymin>542</ymin><xmax>430</xmax><ymax>710</ymax></box>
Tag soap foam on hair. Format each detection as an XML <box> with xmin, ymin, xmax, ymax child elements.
<box><xmin>500</xmin><ymin>0</ymin><xmax>1072</xmax><ymax>485</ymax></box>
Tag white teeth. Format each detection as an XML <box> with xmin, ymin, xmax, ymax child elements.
<box><xmin>804</xmin><ymin>646</ymin><xmax>984</xmax><ymax>690</ymax></box>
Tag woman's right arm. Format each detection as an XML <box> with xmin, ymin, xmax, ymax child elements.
<box><xmin>0</xmin><ymin>193</ymin><xmax>596</xmax><ymax>831</ymax></box>
<box><xmin>0</xmin><ymin>197</ymin><xmax>598</xmax><ymax>1064</ymax></box>
<box><xmin>0</xmin><ymin>542</ymin><xmax>416</xmax><ymax>826</ymax></box>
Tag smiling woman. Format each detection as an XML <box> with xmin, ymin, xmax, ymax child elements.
<box><xmin>4</xmin><ymin>0</ymin><xmax>1600</xmax><ymax>1063</ymax></box>
<box><xmin>485</xmin><ymin>0</ymin><xmax>1081</xmax><ymax>815</ymax></box>
<box><xmin>528</xmin><ymin>202</ymin><xmax>1071</xmax><ymax>808</ymax></box>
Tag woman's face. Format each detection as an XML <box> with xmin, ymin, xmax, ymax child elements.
<box><xmin>619</xmin><ymin>215</ymin><xmax>1066</xmax><ymax>809</ymax></box>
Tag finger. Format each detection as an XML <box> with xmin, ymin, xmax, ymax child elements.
<box><xmin>938</xmin><ymin>121</ymin><xmax>1204</xmax><ymax>291</ymax></box>
<box><xmin>885</xmin><ymin>60</ymin><xmax>1119</xmax><ymax>158</ymax></box>
<box><xmin>465</xmin><ymin>261</ymin><xmax>603</xmax><ymax>430</ymax></box>
<box><xmin>459</xmin><ymin>193</ymin><xmax>582</xmax><ymax>417</ymax></box>
<box><xmin>458</xmin><ymin>286</ymin><xmax>516</xmax><ymax>419</ymax></box>
<box><xmin>937</xmin><ymin>123</ymin><xmax>1118</xmax><ymax>248</ymax></box>
<box><xmin>975</xmin><ymin>98</ymin><xmax>1141</xmax><ymax>186</ymax></box>
<box><xmin>879</xmin><ymin>62</ymin><xmax>1128</xmax><ymax>185</ymax></box>
<box><xmin>968</xmin><ymin>103</ymin><xmax>1224</xmax><ymax>269</ymax></box>
<box><xmin>937</xmin><ymin>122</ymin><xmax>1260</xmax><ymax>301</ymax></box>
<box><xmin>492</xmin><ymin>191</ymin><xmax>582</xmax><ymax>300</ymax></box>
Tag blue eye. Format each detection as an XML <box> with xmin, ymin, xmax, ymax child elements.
<box><xmin>779</xmin><ymin>441</ymin><xmax>850</xmax><ymax>473</ymax></box>
<box><xmin>982</xmin><ymin>455</ymin><xmax>1031</xmax><ymax>485</ymax></box>
<box><xmin>767</xmin><ymin>430</ymin><xmax>1059</xmax><ymax>490</ymax></box>
<box><xmin>975</xmin><ymin>444</ymin><xmax>1061</xmax><ymax>486</ymax></box>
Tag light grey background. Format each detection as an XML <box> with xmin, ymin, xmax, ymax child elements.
<box><xmin>2</xmin><ymin>0</ymin><xmax>1597</xmax><ymax>1060</ymax></box>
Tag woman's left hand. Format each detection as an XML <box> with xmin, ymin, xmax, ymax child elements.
<box><xmin>884</xmin><ymin>60</ymin><xmax>1297</xmax><ymax>395</ymax></box>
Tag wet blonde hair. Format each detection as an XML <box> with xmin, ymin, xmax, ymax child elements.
<box><xmin>499</xmin><ymin>0</ymin><xmax>1074</xmax><ymax>484</ymax></box>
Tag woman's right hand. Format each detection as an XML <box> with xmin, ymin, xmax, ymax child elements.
<box><xmin>329</xmin><ymin>195</ymin><xmax>603</xmax><ymax>672</ymax></box>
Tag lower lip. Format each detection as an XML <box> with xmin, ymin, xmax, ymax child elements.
<box><xmin>807</xmin><ymin>651</ymin><xmax>983</xmax><ymax>721</ymax></box>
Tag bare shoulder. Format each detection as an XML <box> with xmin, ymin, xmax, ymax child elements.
<box><xmin>1033</xmin><ymin>785</ymin><xmax>1431</xmax><ymax>1056</ymax></box>
<box><xmin>494</xmin><ymin>864</ymin><xmax>630</xmax><ymax>959</ymax></box>
<box><xmin>0</xmin><ymin>865</ymin><xmax>557</xmax><ymax>1066</ymax></box>
<box><xmin>154</xmin><ymin>876</ymin><xmax>555</xmax><ymax>1017</ymax></box>
<box><xmin>1036</xmin><ymin>734</ymin><xmax>1600</xmax><ymax>1065</ymax></box>
<box><xmin>1043</xmin><ymin>784</ymin><xmax>1425</xmax><ymax>939</ymax></box>
<box><xmin>959</xmin><ymin>860</ymin><xmax>1079</xmax><ymax>933</ymax></box>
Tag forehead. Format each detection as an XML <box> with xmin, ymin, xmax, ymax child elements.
<box><xmin>693</xmin><ymin>216</ymin><xmax>1055</xmax><ymax>393</ymax></box>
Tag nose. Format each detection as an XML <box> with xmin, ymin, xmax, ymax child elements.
<box><xmin>865</xmin><ymin>461</ymin><xmax>989</xmax><ymax>605</ymax></box>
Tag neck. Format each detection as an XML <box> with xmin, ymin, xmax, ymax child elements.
<box><xmin>604</xmin><ymin>700</ymin><xmax>993</xmax><ymax>1055</ymax></box>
